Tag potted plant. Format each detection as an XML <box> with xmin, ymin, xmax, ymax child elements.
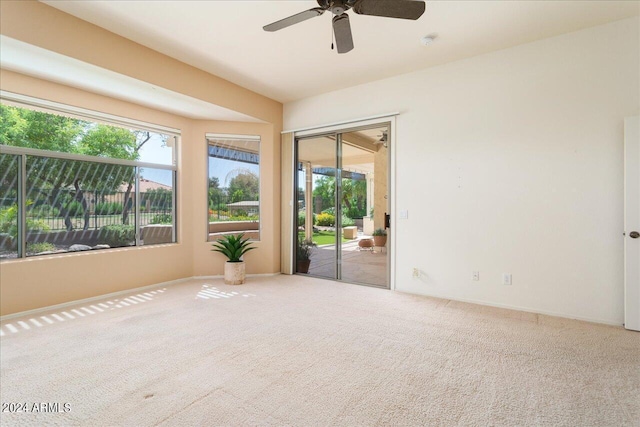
<box><xmin>211</xmin><ymin>233</ymin><xmax>256</xmax><ymax>285</ymax></box>
<box><xmin>372</xmin><ymin>228</ymin><xmax>387</xmax><ymax>247</ymax></box>
<box><xmin>296</xmin><ymin>238</ymin><xmax>317</xmax><ymax>274</ymax></box>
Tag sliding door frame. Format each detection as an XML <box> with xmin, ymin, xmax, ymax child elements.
<box><xmin>292</xmin><ymin>116</ymin><xmax>396</xmax><ymax>290</ymax></box>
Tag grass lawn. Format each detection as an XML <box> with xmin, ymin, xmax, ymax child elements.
<box><xmin>298</xmin><ymin>230</ymin><xmax>354</xmax><ymax>246</ymax></box>
<box><xmin>29</xmin><ymin>212</ymin><xmax>171</xmax><ymax>231</ymax></box>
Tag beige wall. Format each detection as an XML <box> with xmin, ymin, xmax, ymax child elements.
<box><xmin>190</xmin><ymin>121</ymin><xmax>281</xmax><ymax>277</ymax></box>
<box><xmin>0</xmin><ymin>2</ymin><xmax>283</xmax><ymax>315</ymax></box>
<box><xmin>0</xmin><ymin>71</ymin><xmax>194</xmax><ymax>315</ymax></box>
<box><xmin>285</xmin><ymin>17</ymin><xmax>640</xmax><ymax>325</ymax></box>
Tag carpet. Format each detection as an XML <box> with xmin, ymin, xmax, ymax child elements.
<box><xmin>1</xmin><ymin>275</ymin><xmax>638</xmax><ymax>426</ymax></box>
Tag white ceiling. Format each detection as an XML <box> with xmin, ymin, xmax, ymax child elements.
<box><xmin>41</xmin><ymin>0</ymin><xmax>639</xmax><ymax>104</ymax></box>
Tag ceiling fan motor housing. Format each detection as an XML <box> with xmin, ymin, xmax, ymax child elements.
<box><xmin>318</xmin><ymin>0</ymin><xmax>355</xmax><ymax>15</ymax></box>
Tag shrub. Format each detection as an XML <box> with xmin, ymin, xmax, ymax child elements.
<box><xmin>341</xmin><ymin>215</ymin><xmax>355</xmax><ymax>227</ymax></box>
<box><xmin>27</xmin><ymin>218</ymin><xmax>50</xmax><ymax>233</ymax></box>
<box><xmin>65</xmin><ymin>200</ymin><xmax>84</xmax><ymax>217</ymax></box>
<box><xmin>29</xmin><ymin>204</ymin><xmax>59</xmax><ymax>218</ymax></box>
<box><xmin>0</xmin><ymin>204</ymin><xmax>50</xmax><ymax>239</ymax></box>
<box><xmin>298</xmin><ymin>212</ymin><xmax>316</xmax><ymax>227</ymax></box>
<box><xmin>316</xmin><ymin>212</ymin><xmax>335</xmax><ymax>227</ymax></box>
<box><xmin>345</xmin><ymin>206</ymin><xmax>366</xmax><ymax>219</ymax></box>
<box><xmin>149</xmin><ymin>213</ymin><xmax>172</xmax><ymax>224</ymax></box>
<box><xmin>298</xmin><ymin>212</ymin><xmax>304</xmax><ymax>226</ymax></box>
<box><xmin>26</xmin><ymin>242</ymin><xmax>56</xmax><ymax>254</ymax></box>
<box><xmin>99</xmin><ymin>224</ymin><xmax>135</xmax><ymax>247</ymax></box>
<box><xmin>95</xmin><ymin>202</ymin><xmax>123</xmax><ymax>215</ymax></box>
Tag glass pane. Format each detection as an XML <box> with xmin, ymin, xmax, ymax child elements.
<box><xmin>340</xmin><ymin>128</ymin><xmax>388</xmax><ymax>287</ymax></box>
<box><xmin>207</xmin><ymin>137</ymin><xmax>260</xmax><ymax>241</ymax></box>
<box><xmin>296</xmin><ymin>136</ymin><xmax>336</xmax><ymax>279</ymax></box>
<box><xmin>25</xmin><ymin>156</ymin><xmax>136</xmax><ymax>256</ymax></box>
<box><xmin>0</xmin><ymin>154</ymin><xmax>19</xmax><ymax>260</ymax></box>
<box><xmin>135</xmin><ymin>132</ymin><xmax>174</xmax><ymax>166</ymax></box>
<box><xmin>0</xmin><ymin>104</ymin><xmax>174</xmax><ymax>166</ymax></box>
<box><xmin>139</xmin><ymin>168</ymin><xmax>174</xmax><ymax>245</ymax></box>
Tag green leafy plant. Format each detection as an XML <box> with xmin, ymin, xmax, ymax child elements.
<box><xmin>28</xmin><ymin>204</ymin><xmax>59</xmax><ymax>218</ymax></box>
<box><xmin>373</xmin><ymin>228</ymin><xmax>387</xmax><ymax>236</ymax></box>
<box><xmin>0</xmin><ymin>203</ymin><xmax>50</xmax><ymax>239</ymax></box>
<box><xmin>100</xmin><ymin>224</ymin><xmax>135</xmax><ymax>247</ymax></box>
<box><xmin>26</xmin><ymin>242</ymin><xmax>57</xmax><ymax>254</ymax></box>
<box><xmin>298</xmin><ymin>211</ymin><xmax>316</xmax><ymax>227</ymax></box>
<box><xmin>149</xmin><ymin>213</ymin><xmax>173</xmax><ymax>224</ymax></box>
<box><xmin>65</xmin><ymin>200</ymin><xmax>85</xmax><ymax>217</ymax></box>
<box><xmin>341</xmin><ymin>214</ymin><xmax>355</xmax><ymax>227</ymax></box>
<box><xmin>211</xmin><ymin>233</ymin><xmax>256</xmax><ymax>263</ymax></box>
<box><xmin>316</xmin><ymin>212</ymin><xmax>335</xmax><ymax>227</ymax></box>
<box><xmin>95</xmin><ymin>202</ymin><xmax>123</xmax><ymax>215</ymax></box>
<box><xmin>296</xmin><ymin>238</ymin><xmax>317</xmax><ymax>262</ymax></box>
<box><xmin>345</xmin><ymin>206</ymin><xmax>366</xmax><ymax>219</ymax></box>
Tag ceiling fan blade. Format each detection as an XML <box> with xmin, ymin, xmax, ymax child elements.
<box><xmin>263</xmin><ymin>7</ymin><xmax>325</xmax><ymax>32</ymax></box>
<box><xmin>333</xmin><ymin>13</ymin><xmax>354</xmax><ymax>54</ymax></box>
<box><xmin>353</xmin><ymin>0</ymin><xmax>425</xmax><ymax>20</ymax></box>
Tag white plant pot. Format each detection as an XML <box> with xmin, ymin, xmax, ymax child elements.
<box><xmin>224</xmin><ymin>261</ymin><xmax>246</xmax><ymax>285</ymax></box>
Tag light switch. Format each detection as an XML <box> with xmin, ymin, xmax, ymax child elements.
<box><xmin>399</xmin><ymin>210</ymin><xmax>408</xmax><ymax>219</ymax></box>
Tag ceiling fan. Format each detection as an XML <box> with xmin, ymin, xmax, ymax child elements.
<box><xmin>375</xmin><ymin>130</ymin><xmax>388</xmax><ymax>148</ymax></box>
<box><xmin>263</xmin><ymin>0</ymin><xmax>426</xmax><ymax>54</ymax></box>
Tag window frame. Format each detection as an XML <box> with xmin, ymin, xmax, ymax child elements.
<box><xmin>205</xmin><ymin>133</ymin><xmax>261</xmax><ymax>242</ymax></box>
<box><xmin>0</xmin><ymin>93</ymin><xmax>180</xmax><ymax>259</ymax></box>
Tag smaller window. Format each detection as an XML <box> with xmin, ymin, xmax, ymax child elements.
<box><xmin>207</xmin><ymin>135</ymin><xmax>260</xmax><ymax>241</ymax></box>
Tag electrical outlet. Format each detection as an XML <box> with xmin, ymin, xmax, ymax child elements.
<box><xmin>413</xmin><ymin>268</ymin><xmax>420</xmax><ymax>278</ymax></box>
<box><xmin>502</xmin><ymin>273</ymin><xmax>512</xmax><ymax>285</ymax></box>
<box><xmin>472</xmin><ymin>271</ymin><xmax>480</xmax><ymax>281</ymax></box>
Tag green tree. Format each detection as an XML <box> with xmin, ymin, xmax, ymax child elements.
<box><xmin>208</xmin><ymin>177</ymin><xmax>225</xmax><ymax>210</ymax></box>
<box><xmin>228</xmin><ymin>172</ymin><xmax>259</xmax><ymax>201</ymax></box>
<box><xmin>0</xmin><ymin>105</ymin><xmax>149</xmax><ymax>230</ymax></box>
<box><xmin>312</xmin><ymin>175</ymin><xmax>367</xmax><ymax>218</ymax></box>
<box><xmin>313</xmin><ymin>176</ymin><xmax>335</xmax><ymax>211</ymax></box>
<box><xmin>208</xmin><ymin>177</ymin><xmax>220</xmax><ymax>189</ymax></box>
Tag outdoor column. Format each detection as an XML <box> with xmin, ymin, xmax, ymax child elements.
<box><xmin>366</xmin><ymin>172</ymin><xmax>372</xmax><ymax>217</ymax></box>
<box><xmin>305</xmin><ymin>162</ymin><xmax>313</xmax><ymax>241</ymax></box>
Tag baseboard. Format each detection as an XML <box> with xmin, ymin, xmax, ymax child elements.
<box><xmin>0</xmin><ymin>277</ymin><xmax>192</xmax><ymax>322</ymax></box>
<box><xmin>1</xmin><ymin>274</ymin><xmax>282</xmax><ymax>321</ymax></box>
<box><xmin>396</xmin><ymin>289</ymin><xmax>623</xmax><ymax>327</ymax></box>
<box><xmin>192</xmin><ymin>273</ymin><xmax>281</xmax><ymax>280</ymax></box>
<box><xmin>1</xmin><ymin>273</ymin><xmax>620</xmax><ymax>328</ymax></box>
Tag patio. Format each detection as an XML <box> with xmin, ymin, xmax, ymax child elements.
<box><xmin>306</xmin><ymin>237</ymin><xmax>388</xmax><ymax>288</ymax></box>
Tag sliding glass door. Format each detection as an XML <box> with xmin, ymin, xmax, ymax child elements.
<box><xmin>296</xmin><ymin>135</ymin><xmax>337</xmax><ymax>280</ymax></box>
<box><xmin>294</xmin><ymin>124</ymin><xmax>389</xmax><ymax>288</ymax></box>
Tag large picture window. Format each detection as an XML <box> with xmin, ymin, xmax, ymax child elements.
<box><xmin>207</xmin><ymin>135</ymin><xmax>260</xmax><ymax>241</ymax></box>
<box><xmin>0</xmin><ymin>96</ymin><xmax>178</xmax><ymax>260</ymax></box>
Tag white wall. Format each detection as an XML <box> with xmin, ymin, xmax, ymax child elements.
<box><xmin>284</xmin><ymin>17</ymin><xmax>640</xmax><ymax>325</ymax></box>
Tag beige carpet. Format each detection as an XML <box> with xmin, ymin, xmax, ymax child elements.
<box><xmin>1</xmin><ymin>275</ymin><xmax>638</xmax><ymax>426</ymax></box>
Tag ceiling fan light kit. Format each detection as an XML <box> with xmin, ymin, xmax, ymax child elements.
<box><xmin>263</xmin><ymin>0</ymin><xmax>426</xmax><ymax>54</ymax></box>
